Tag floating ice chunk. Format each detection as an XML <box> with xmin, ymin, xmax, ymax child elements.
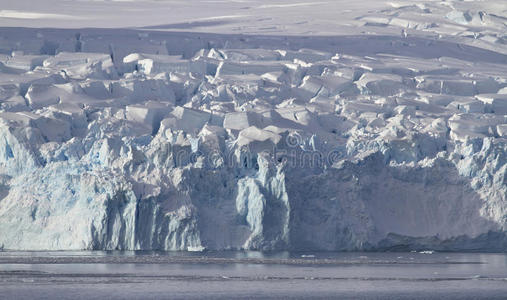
<box><xmin>187</xmin><ymin>245</ymin><xmax>206</xmax><ymax>252</ymax></box>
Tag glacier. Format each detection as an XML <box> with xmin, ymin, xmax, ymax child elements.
<box><xmin>0</xmin><ymin>0</ymin><xmax>506</xmax><ymax>252</ymax></box>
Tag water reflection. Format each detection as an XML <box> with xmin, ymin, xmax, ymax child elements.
<box><xmin>1</xmin><ymin>252</ymin><xmax>506</xmax><ymax>299</ymax></box>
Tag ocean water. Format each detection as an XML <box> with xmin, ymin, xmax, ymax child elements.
<box><xmin>0</xmin><ymin>251</ymin><xmax>506</xmax><ymax>299</ymax></box>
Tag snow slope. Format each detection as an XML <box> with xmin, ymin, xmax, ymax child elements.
<box><xmin>0</xmin><ymin>0</ymin><xmax>505</xmax><ymax>251</ymax></box>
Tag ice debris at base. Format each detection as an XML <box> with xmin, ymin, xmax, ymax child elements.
<box><xmin>0</xmin><ymin>0</ymin><xmax>506</xmax><ymax>252</ymax></box>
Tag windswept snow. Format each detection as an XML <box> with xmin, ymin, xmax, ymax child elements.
<box><xmin>0</xmin><ymin>0</ymin><xmax>505</xmax><ymax>251</ymax></box>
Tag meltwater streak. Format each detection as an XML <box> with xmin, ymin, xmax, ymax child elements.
<box><xmin>0</xmin><ymin>252</ymin><xmax>506</xmax><ymax>299</ymax></box>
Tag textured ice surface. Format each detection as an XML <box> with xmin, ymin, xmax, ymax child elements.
<box><xmin>0</xmin><ymin>0</ymin><xmax>505</xmax><ymax>251</ymax></box>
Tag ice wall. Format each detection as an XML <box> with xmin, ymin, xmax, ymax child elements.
<box><xmin>0</xmin><ymin>22</ymin><xmax>505</xmax><ymax>251</ymax></box>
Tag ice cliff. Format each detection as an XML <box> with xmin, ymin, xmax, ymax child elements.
<box><xmin>0</xmin><ymin>9</ymin><xmax>506</xmax><ymax>251</ymax></box>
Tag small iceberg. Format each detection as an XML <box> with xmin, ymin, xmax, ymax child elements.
<box><xmin>187</xmin><ymin>246</ymin><xmax>206</xmax><ymax>252</ymax></box>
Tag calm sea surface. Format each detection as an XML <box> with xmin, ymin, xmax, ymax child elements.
<box><xmin>0</xmin><ymin>251</ymin><xmax>506</xmax><ymax>299</ymax></box>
